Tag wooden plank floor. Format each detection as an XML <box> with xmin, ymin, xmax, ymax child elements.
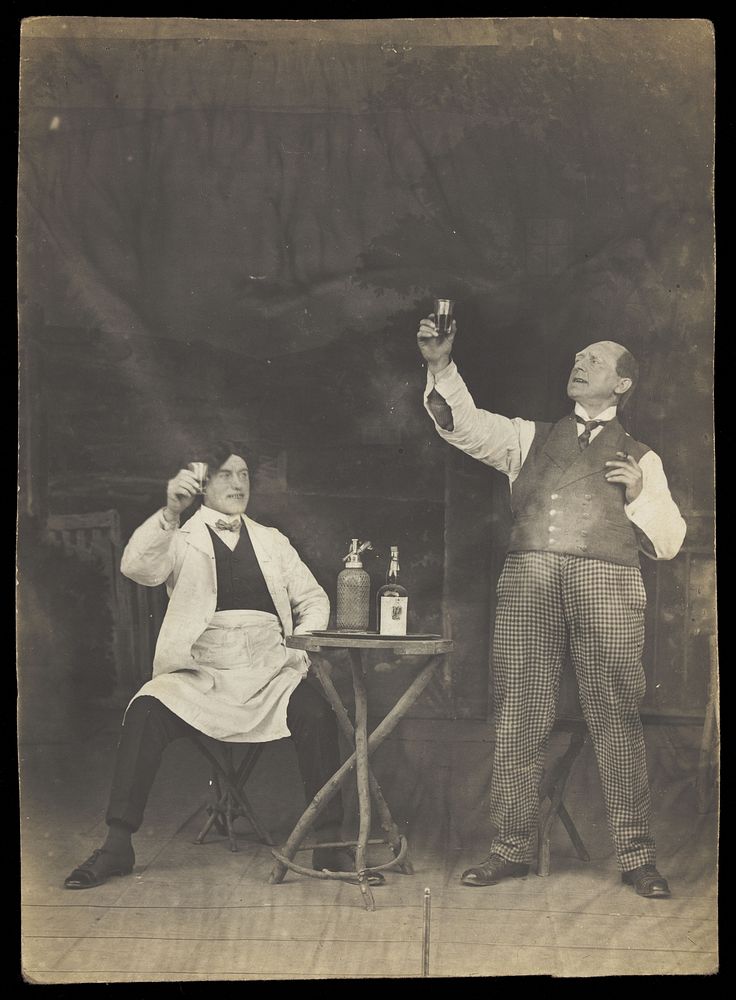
<box><xmin>20</xmin><ymin>719</ymin><xmax>718</xmax><ymax>980</ymax></box>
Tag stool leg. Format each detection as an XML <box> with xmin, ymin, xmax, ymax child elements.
<box><xmin>313</xmin><ymin>658</ymin><xmax>407</xmax><ymax>869</ymax></box>
<box><xmin>196</xmin><ymin>803</ymin><xmax>221</xmax><ymax>844</ymax></box>
<box><xmin>214</xmin><ymin>747</ymin><xmax>239</xmax><ymax>853</ymax></box>
<box><xmin>229</xmin><ymin>783</ymin><xmax>273</xmax><ymax>845</ymax></box>
<box><xmin>224</xmin><ymin>792</ymin><xmax>239</xmax><ymax>853</ymax></box>
<box><xmin>211</xmin><ymin>774</ymin><xmax>228</xmax><ymax>836</ymax></box>
<box><xmin>538</xmin><ymin>772</ymin><xmax>571</xmax><ymax>877</ymax></box>
<box><xmin>196</xmin><ymin>773</ymin><xmax>227</xmax><ymax>844</ymax></box>
<box><xmin>231</xmin><ymin>746</ymin><xmax>272</xmax><ymax>844</ymax></box>
<box><xmin>236</xmin><ymin>746</ymin><xmax>263</xmax><ymax>787</ymax></box>
<box><xmin>556</xmin><ymin>803</ymin><xmax>590</xmax><ymax>862</ymax></box>
<box><xmin>193</xmin><ymin>741</ymin><xmax>271</xmax><ymax>849</ymax></box>
<box><xmin>537</xmin><ymin>731</ymin><xmax>588</xmax><ymax>876</ymax></box>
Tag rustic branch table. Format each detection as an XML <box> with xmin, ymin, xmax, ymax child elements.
<box><xmin>269</xmin><ymin>633</ymin><xmax>453</xmax><ymax>910</ymax></box>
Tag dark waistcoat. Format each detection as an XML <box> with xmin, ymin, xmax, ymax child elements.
<box><xmin>508</xmin><ymin>414</ymin><xmax>650</xmax><ymax>566</ymax></box>
<box><xmin>207</xmin><ymin>525</ymin><xmax>279</xmax><ymax>615</ymax></box>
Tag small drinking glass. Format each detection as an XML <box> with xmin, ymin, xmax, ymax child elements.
<box><xmin>433</xmin><ymin>298</ymin><xmax>455</xmax><ymax>337</ymax></box>
<box><xmin>188</xmin><ymin>462</ymin><xmax>208</xmax><ymax>494</ymax></box>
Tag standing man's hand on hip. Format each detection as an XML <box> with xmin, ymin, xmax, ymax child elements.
<box><xmin>417</xmin><ymin>314</ymin><xmax>456</xmax><ymax>375</ymax></box>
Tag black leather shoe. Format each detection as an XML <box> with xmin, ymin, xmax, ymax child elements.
<box><xmin>64</xmin><ymin>847</ymin><xmax>135</xmax><ymax>890</ymax></box>
<box><xmin>460</xmin><ymin>853</ymin><xmax>529</xmax><ymax>886</ymax></box>
<box><xmin>312</xmin><ymin>847</ymin><xmax>386</xmax><ymax>886</ymax></box>
<box><xmin>621</xmin><ymin>864</ymin><xmax>671</xmax><ymax>898</ymax></box>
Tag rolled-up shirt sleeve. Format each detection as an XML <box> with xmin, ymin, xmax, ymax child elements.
<box><xmin>625</xmin><ymin>451</ymin><xmax>687</xmax><ymax>560</ymax></box>
<box><xmin>424</xmin><ymin>361</ymin><xmax>535</xmax><ymax>482</ymax></box>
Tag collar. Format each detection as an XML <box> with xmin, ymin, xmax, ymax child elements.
<box><xmin>178</xmin><ymin>510</ymin><xmax>273</xmax><ymax>564</ymax></box>
<box><xmin>199</xmin><ymin>505</ymin><xmax>244</xmax><ymax>529</ymax></box>
<box><xmin>574</xmin><ymin>402</ymin><xmax>618</xmax><ymax>423</ymax></box>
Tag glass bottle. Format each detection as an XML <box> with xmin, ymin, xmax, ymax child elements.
<box><xmin>336</xmin><ymin>539</ymin><xmax>372</xmax><ymax>631</ymax></box>
<box><xmin>377</xmin><ymin>546</ymin><xmax>408</xmax><ymax>635</ymax></box>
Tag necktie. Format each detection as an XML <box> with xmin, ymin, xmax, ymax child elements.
<box><xmin>575</xmin><ymin>414</ymin><xmax>607</xmax><ymax>449</ymax></box>
<box><xmin>214</xmin><ymin>518</ymin><xmax>241</xmax><ymax>532</ymax></box>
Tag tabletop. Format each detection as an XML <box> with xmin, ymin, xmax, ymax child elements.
<box><xmin>286</xmin><ymin>634</ymin><xmax>454</xmax><ymax>656</ymax></box>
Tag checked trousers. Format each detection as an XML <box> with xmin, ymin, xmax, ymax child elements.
<box><xmin>488</xmin><ymin>551</ymin><xmax>655</xmax><ymax>871</ymax></box>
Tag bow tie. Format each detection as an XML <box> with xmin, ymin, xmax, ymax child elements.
<box><xmin>575</xmin><ymin>414</ymin><xmax>608</xmax><ymax>449</ymax></box>
<box><xmin>214</xmin><ymin>517</ymin><xmax>241</xmax><ymax>532</ymax></box>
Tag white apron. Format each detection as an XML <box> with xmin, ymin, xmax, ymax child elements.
<box><xmin>129</xmin><ymin>610</ymin><xmax>309</xmax><ymax>742</ymax></box>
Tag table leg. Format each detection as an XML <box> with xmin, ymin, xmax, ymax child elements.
<box><xmin>269</xmin><ymin>654</ymin><xmax>442</xmax><ymax>885</ymax></box>
<box><xmin>349</xmin><ymin>649</ymin><xmax>375</xmax><ymax>909</ymax></box>
<box><xmin>312</xmin><ymin>657</ymin><xmax>407</xmax><ymax>867</ymax></box>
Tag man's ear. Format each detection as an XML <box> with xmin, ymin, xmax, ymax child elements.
<box><xmin>614</xmin><ymin>377</ymin><xmax>633</xmax><ymax>397</ymax></box>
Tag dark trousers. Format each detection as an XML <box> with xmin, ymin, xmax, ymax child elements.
<box><xmin>105</xmin><ymin>680</ymin><xmax>343</xmax><ymax>835</ymax></box>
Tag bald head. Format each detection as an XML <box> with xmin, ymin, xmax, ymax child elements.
<box><xmin>588</xmin><ymin>341</ymin><xmax>629</xmax><ymax>367</ymax></box>
<box><xmin>567</xmin><ymin>342</ymin><xmax>639</xmax><ymax>416</ymax></box>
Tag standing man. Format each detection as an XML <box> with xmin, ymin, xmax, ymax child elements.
<box><xmin>65</xmin><ymin>442</ymin><xmax>382</xmax><ymax>889</ymax></box>
<box><xmin>418</xmin><ymin>319</ymin><xmax>685</xmax><ymax>898</ymax></box>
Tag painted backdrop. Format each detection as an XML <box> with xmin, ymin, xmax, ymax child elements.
<box><xmin>18</xmin><ymin>18</ymin><xmax>714</xmax><ymax>728</ymax></box>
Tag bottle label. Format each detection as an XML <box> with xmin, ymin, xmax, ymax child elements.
<box><xmin>379</xmin><ymin>595</ymin><xmax>408</xmax><ymax>635</ymax></box>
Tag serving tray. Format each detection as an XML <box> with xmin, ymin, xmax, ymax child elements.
<box><xmin>308</xmin><ymin>630</ymin><xmax>442</xmax><ymax>641</ymax></box>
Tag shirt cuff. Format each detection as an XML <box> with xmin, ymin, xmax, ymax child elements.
<box><xmin>159</xmin><ymin>508</ymin><xmax>180</xmax><ymax>531</ymax></box>
<box><xmin>430</xmin><ymin>359</ymin><xmax>457</xmax><ymax>388</ymax></box>
<box><xmin>624</xmin><ymin>492</ymin><xmax>679</xmax><ymax>559</ymax></box>
<box><xmin>624</xmin><ymin>492</ymin><xmax>652</xmax><ymax>520</ymax></box>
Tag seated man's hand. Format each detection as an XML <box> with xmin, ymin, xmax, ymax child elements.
<box><xmin>164</xmin><ymin>469</ymin><xmax>200</xmax><ymax>519</ymax></box>
<box><xmin>417</xmin><ymin>314</ymin><xmax>456</xmax><ymax>374</ymax></box>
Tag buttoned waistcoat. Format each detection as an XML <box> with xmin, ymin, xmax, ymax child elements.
<box><xmin>508</xmin><ymin>414</ymin><xmax>650</xmax><ymax>566</ymax></box>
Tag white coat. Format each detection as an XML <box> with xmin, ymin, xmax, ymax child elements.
<box><xmin>119</xmin><ymin>507</ymin><xmax>330</xmax><ymax>741</ymax></box>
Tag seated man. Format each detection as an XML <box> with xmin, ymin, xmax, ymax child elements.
<box><xmin>65</xmin><ymin>442</ymin><xmax>379</xmax><ymax>888</ymax></box>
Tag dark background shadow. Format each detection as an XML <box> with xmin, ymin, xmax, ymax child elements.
<box><xmin>17</xmin><ymin>18</ymin><xmax>715</xmax><ymax>735</ymax></box>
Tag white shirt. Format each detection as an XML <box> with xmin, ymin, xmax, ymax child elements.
<box><xmin>573</xmin><ymin>402</ymin><xmax>619</xmax><ymax>442</ymax></box>
<box><xmin>159</xmin><ymin>504</ymin><xmax>243</xmax><ymax>551</ymax></box>
<box><xmin>425</xmin><ymin>361</ymin><xmax>686</xmax><ymax>560</ymax></box>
